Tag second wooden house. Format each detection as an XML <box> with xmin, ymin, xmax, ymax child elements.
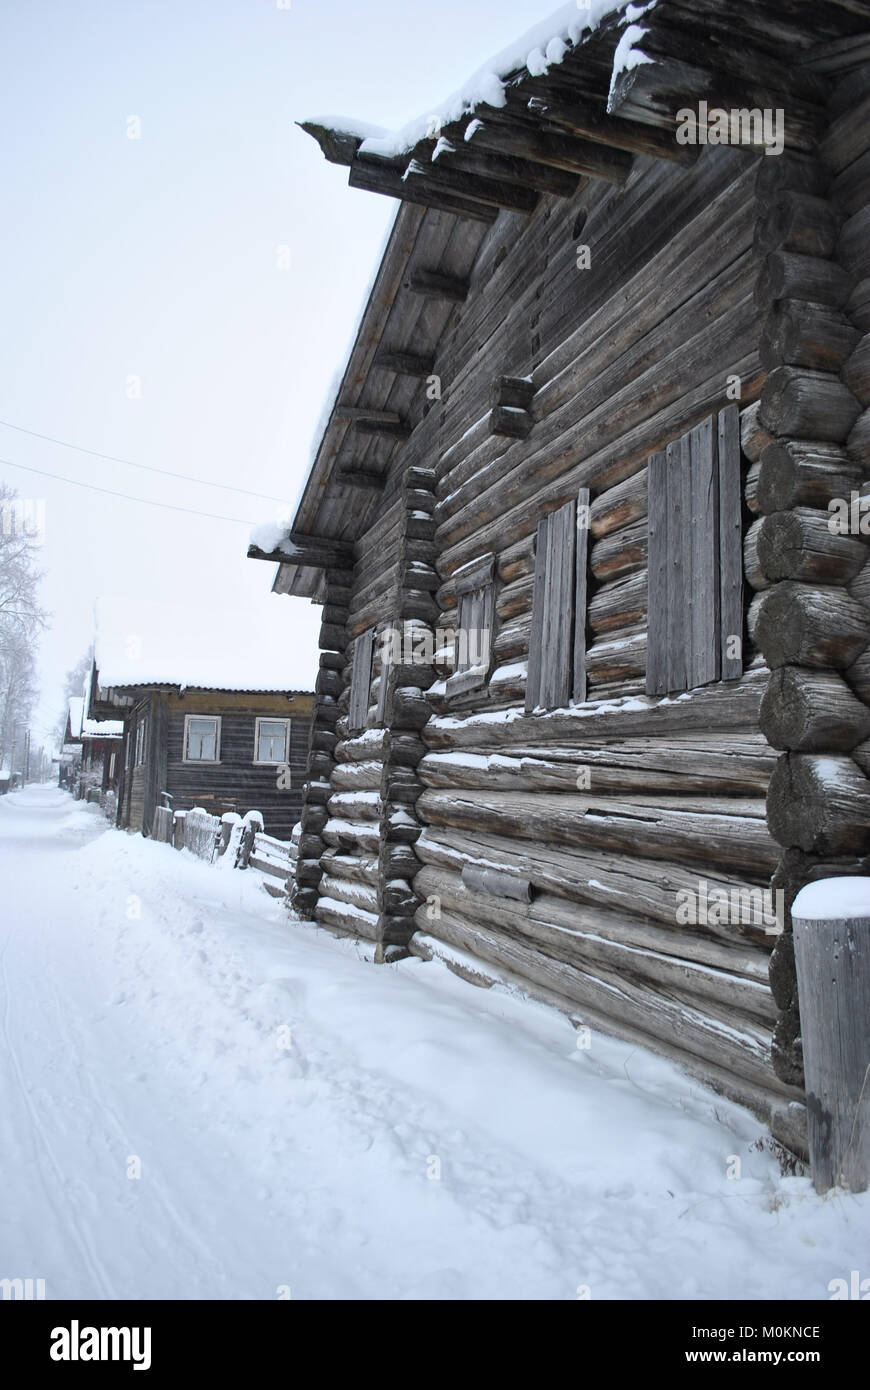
<box><xmin>89</xmin><ymin>597</ymin><xmax>315</xmax><ymax>840</ymax></box>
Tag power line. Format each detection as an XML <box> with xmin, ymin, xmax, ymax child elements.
<box><xmin>0</xmin><ymin>420</ymin><xmax>293</xmax><ymax>505</ymax></box>
<box><xmin>0</xmin><ymin>456</ymin><xmax>265</xmax><ymax>525</ymax></box>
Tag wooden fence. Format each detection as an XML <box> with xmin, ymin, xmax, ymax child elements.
<box><xmin>149</xmin><ymin>800</ymin><xmax>297</xmax><ymax>894</ymax></box>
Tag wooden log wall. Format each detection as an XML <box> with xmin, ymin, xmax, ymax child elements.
<box><xmin>383</xmin><ymin>147</ymin><xmax>806</xmax><ymax>1139</ymax></box>
<box><xmin>749</xmin><ymin>98</ymin><xmax>870</xmax><ymax>1118</ymax></box>
<box><xmin>306</xmin><ymin>465</ymin><xmax>440</xmax><ymax>958</ymax></box>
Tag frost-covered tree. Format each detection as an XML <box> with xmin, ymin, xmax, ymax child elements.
<box><xmin>0</xmin><ymin>482</ymin><xmax>47</xmax><ymax>770</ymax></box>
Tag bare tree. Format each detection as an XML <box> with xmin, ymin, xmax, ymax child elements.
<box><xmin>0</xmin><ymin>483</ymin><xmax>47</xmax><ymax>770</ymax></box>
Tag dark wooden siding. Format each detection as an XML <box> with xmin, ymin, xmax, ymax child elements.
<box><xmin>163</xmin><ymin>692</ymin><xmax>312</xmax><ymax>840</ymax></box>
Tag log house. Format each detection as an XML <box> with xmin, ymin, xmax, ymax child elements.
<box><xmin>251</xmin><ymin>0</ymin><xmax>870</xmax><ymax>1156</ymax></box>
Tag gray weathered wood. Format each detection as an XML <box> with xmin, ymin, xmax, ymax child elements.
<box><xmin>645</xmin><ymin>451</ymin><xmax>669</xmax><ymax>695</ymax></box>
<box><xmin>793</xmin><ymin>885</ymin><xmax>870</xmax><ymax>1192</ymax></box>
<box><xmin>348</xmin><ymin>629</ymin><xmax>374</xmax><ymax>734</ymax></box>
<box><xmin>690</xmin><ymin>414</ymin><xmax>720</xmax><ymax>689</ymax></box>
<box><xmin>718</xmin><ymin>405</ymin><xmax>744</xmax><ymax>680</ymax></box>
<box><xmin>461</xmin><ymin>863</ymin><xmax>533</xmax><ymax>903</ymax></box>
<box><xmin>574</xmin><ymin>487</ymin><xmax>590</xmax><ymax>704</ymax></box>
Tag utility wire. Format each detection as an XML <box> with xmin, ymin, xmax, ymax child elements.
<box><xmin>0</xmin><ymin>420</ymin><xmax>292</xmax><ymax>504</ymax></box>
<box><xmin>0</xmin><ymin>455</ymin><xmax>266</xmax><ymax>525</ymax></box>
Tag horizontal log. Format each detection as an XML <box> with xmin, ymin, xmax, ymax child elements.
<box><xmin>760</xmin><ymin>665</ymin><xmax>870</xmax><ymax>751</ymax></box>
<box><xmin>755</xmin><ymin>252</ymin><xmax>851</xmax><ymax>311</ymax></box>
<box><xmin>755</xmin><ymin>507</ymin><xmax>868</xmax><ymax>583</ymax></box>
<box><xmin>416</xmin><ymin>865</ymin><xmax>774</xmax><ymax>1023</ymax></box>
<box><xmin>759</xmin><ymin>299</ymin><xmax>859</xmax><ymax>372</ymax></box>
<box><xmin>755</xmin><ymin>192</ymin><xmax>841</xmax><ymax>259</ymax></box>
<box><xmin>424</xmin><ymin>668</ymin><xmax>768</xmax><ymax>749</ymax></box>
<box><xmin>405</xmin><ymin>269</ymin><xmax>469</xmax><ymax>302</ymax></box>
<box><xmin>756</xmin><ymin>440</ymin><xmax>861</xmax><ymax>513</ymax></box>
<box><xmin>588</xmin><ymin>571</ymin><xmax>647</xmax><ymax>636</ymax></box>
<box><xmin>767</xmin><ymin>752</ymin><xmax>870</xmax><ymax>855</ymax></box>
<box><xmin>589</xmin><ymin>468</ymin><xmax>647</xmax><ymax>538</ymax></box>
<box><xmin>417</xmin><ymin>787</ymin><xmax>777</xmax><ymax>875</ymax></box>
<box><xmin>316</xmin><ymin>896</ymin><xmax>380</xmax><ymax>941</ymax></box>
<box><xmin>752</xmin><ymin>582</ymin><xmax>870</xmax><ymax>669</ymax></box>
<box><xmin>415</xmin><ymin>826</ymin><xmax>777</xmax><ymax>953</ymax></box>
<box><xmin>759</xmin><ymin>366</ymin><xmax>861</xmax><ymax>440</ymax></box>
<box><xmin>590</xmin><ymin>517</ymin><xmax>647</xmax><ymax>582</ymax></box>
<box><xmin>740</xmin><ymin>399</ymin><xmax>775</xmax><ymax>464</ymax></box>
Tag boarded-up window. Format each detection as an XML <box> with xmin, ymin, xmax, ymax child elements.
<box><xmin>348</xmin><ymin>628</ymin><xmax>374</xmax><ymax>733</ymax></box>
<box><xmin>446</xmin><ymin>554</ymin><xmax>495</xmax><ymax>697</ymax></box>
<box><xmin>646</xmin><ymin>403</ymin><xmax>743</xmax><ymax>696</ymax></box>
<box><xmin>526</xmin><ymin>488</ymin><xmax>590</xmax><ymax>712</ymax></box>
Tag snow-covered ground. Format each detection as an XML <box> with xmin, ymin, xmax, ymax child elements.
<box><xmin>1</xmin><ymin>785</ymin><xmax>867</xmax><ymax>1301</ymax></box>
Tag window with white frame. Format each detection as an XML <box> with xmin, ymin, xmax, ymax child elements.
<box><xmin>184</xmin><ymin>715</ymin><xmax>220</xmax><ymax>762</ymax></box>
<box><xmin>135</xmin><ymin>714</ymin><xmax>148</xmax><ymax>765</ymax></box>
<box><xmin>254</xmin><ymin>717</ymin><xmax>290</xmax><ymax>764</ymax></box>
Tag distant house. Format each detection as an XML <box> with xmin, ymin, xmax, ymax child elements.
<box><xmin>63</xmin><ymin>691</ymin><xmax>123</xmax><ymax>803</ymax></box>
<box><xmin>88</xmin><ymin>598</ymin><xmax>315</xmax><ymax>840</ymax></box>
<box><xmin>249</xmin><ymin>0</ymin><xmax>870</xmax><ymax>1159</ymax></box>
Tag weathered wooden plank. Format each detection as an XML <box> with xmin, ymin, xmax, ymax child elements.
<box><xmin>645</xmin><ymin>451</ymin><xmax>669</xmax><ymax>696</ymax></box>
<box><xmin>718</xmin><ymin>404</ymin><xmax>743</xmax><ymax>681</ymax></box>
<box><xmin>348</xmin><ymin>629</ymin><xmax>374</xmax><ymax>734</ymax></box>
<box><xmin>574</xmin><ymin>487</ymin><xmax>590</xmax><ymax>704</ymax></box>
<box><xmin>525</xmin><ymin>514</ymin><xmax>549</xmax><ymax>713</ymax></box>
<box><xmin>689</xmin><ymin>414</ymin><xmax>720</xmax><ymax>690</ymax></box>
<box><xmin>668</xmin><ymin>434</ymin><xmax>690</xmax><ymax>693</ymax></box>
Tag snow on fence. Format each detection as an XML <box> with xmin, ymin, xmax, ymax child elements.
<box><xmin>148</xmin><ymin>802</ymin><xmax>297</xmax><ymax>895</ymax></box>
<box><xmin>183</xmin><ymin>807</ymin><xmax>223</xmax><ymax>863</ymax></box>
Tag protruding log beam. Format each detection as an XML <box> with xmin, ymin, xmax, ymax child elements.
<box><xmin>465</xmin><ymin>117</ymin><xmax>632</xmax><ymax>183</ymax></box>
<box><xmin>759</xmin><ymin>366</ymin><xmax>861</xmax><ymax>441</ymax></box>
<box><xmin>756</xmin><ymin>440</ymin><xmax>861</xmax><ymax>513</ymax></box>
<box><xmin>490</xmin><ymin>375</ymin><xmax>535</xmax><ymax>411</ymax></box>
<box><xmin>740</xmin><ymin>399</ymin><xmax>775</xmax><ymax>463</ymax></box>
<box><xmin>435</xmin><ymin>141</ymin><xmax>582</xmax><ymax>198</ymax></box>
<box><xmin>248</xmin><ymin>533</ymin><xmax>355</xmax><ymax>570</ymax></box>
<box><xmin>760</xmin><ymin>666</ymin><xmax>870</xmax><ymax>751</ymax></box>
<box><xmin>753</xmin><ymin>581</ymin><xmax>870</xmax><ymax>670</ymax></box>
<box><xmin>520</xmin><ymin>87</ymin><xmax>697</xmax><ymax>164</ymax></box>
<box><xmin>403</xmin><ymin>156</ymin><xmax>539</xmax><ymax>213</ymax></box>
<box><xmin>348</xmin><ymin>161</ymin><xmax>497</xmax><ymax>222</ymax></box>
<box><xmin>755</xmin><ymin>252</ymin><xmax>851</xmax><ymax>311</ymax></box>
<box><xmin>374</xmin><ymin>349</ymin><xmax>436</xmax><ymax>378</ymax></box>
<box><xmin>405</xmin><ymin>269</ymin><xmax>469</xmax><ymax>302</ymax></box>
<box><xmin>333</xmin><ymin>406</ymin><xmax>411</xmax><ymax>438</ymax></box>
<box><xmin>767</xmin><ymin>753</ymin><xmax>870</xmax><ymax>855</ymax></box>
<box><xmin>759</xmin><ymin>300</ymin><xmax>859</xmax><ymax>372</ymax></box>
<box><xmin>755</xmin><ymin>192</ymin><xmax>841</xmax><ymax>258</ymax></box>
<box><xmin>490</xmin><ymin>405</ymin><xmax>534</xmax><ymax>439</ymax></box>
<box><xmin>755</xmin><ymin>153</ymin><xmax>827</xmax><ymax>199</ymax></box>
<box><xmin>755</xmin><ymin>507</ymin><xmax>868</xmax><ymax>584</ymax></box>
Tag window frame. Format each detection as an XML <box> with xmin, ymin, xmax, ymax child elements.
<box><xmin>445</xmin><ymin>553</ymin><xmax>496</xmax><ymax>698</ymax></box>
<box><xmin>253</xmin><ymin>716</ymin><xmax>291</xmax><ymax>766</ymax></box>
<box><xmin>135</xmin><ymin>714</ymin><xmax>148</xmax><ymax>766</ymax></box>
<box><xmin>183</xmin><ymin>714</ymin><xmax>221</xmax><ymax>764</ymax></box>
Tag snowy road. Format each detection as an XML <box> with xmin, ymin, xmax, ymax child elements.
<box><xmin>1</xmin><ymin>785</ymin><xmax>868</xmax><ymax>1300</ymax></box>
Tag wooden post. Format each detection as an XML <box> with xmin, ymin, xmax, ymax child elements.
<box><xmin>792</xmin><ymin>877</ymin><xmax>870</xmax><ymax>1192</ymax></box>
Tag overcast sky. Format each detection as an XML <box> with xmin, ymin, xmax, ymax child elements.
<box><xmin>0</xmin><ymin>0</ymin><xmax>559</xmax><ymax>747</ymax></box>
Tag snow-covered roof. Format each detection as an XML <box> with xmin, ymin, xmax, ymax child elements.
<box><xmin>312</xmin><ymin>1</ymin><xmax>646</xmax><ymax>161</ymax></box>
<box><xmin>67</xmin><ymin>696</ymin><xmax>84</xmax><ymax>740</ymax></box>
<box><xmin>94</xmin><ymin>595</ymin><xmax>316</xmax><ymax>694</ymax></box>
<box><xmin>82</xmin><ymin>717</ymin><xmax>123</xmax><ymax>740</ymax></box>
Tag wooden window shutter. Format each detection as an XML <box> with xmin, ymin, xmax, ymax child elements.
<box><xmin>348</xmin><ymin>628</ymin><xmax>374</xmax><ymax>733</ymax></box>
<box><xmin>646</xmin><ymin>403</ymin><xmax>743</xmax><ymax>696</ymax></box>
<box><xmin>375</xmin><ymin>624</ymin><xmax>393</xmax><ymax>725</ymax></box>
<box><xmin>446</xmin><ymin>554</ymin><xmax>495</xmax><ymax>697</ymax></box>
<box><xmin>526</xmin><ymin>487</ymin><xmax>589</xmax><ymax>713</ymax></box>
